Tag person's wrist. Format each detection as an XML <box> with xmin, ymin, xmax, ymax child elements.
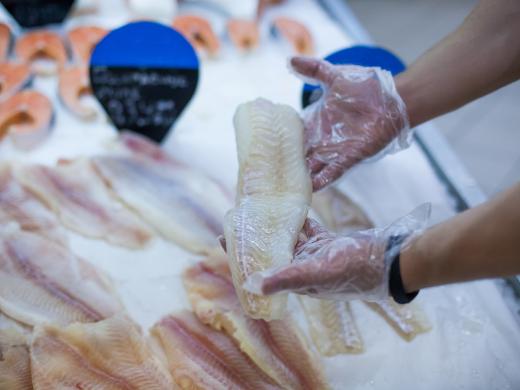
<box><xmin>399</xmin><ymin>234</ymin><xmax>430</xmax><ymax>293</ymax></box>
<box><xmin>395</xmin><ymin>72</ymin><xmax>418</xmax><ymax>128</ymax></box>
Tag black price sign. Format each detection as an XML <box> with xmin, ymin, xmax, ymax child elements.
<box><xmin>90</xmin><ymin>21</ymin><xmax>199</xmax><ymax>143</ymax></box>
<box><xmin>0</xmin><ymin>0</ymin><xmax>75</xmax><ymax>28</ymax></box>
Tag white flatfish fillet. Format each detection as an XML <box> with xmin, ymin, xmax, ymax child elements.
<box><xmin>0</xmin><ymin>226</ymin><xmax>124</xmax><ymax>327</ymax></box>
<box><xmin>31</xmin><ymin>316</ymin><xmax>175</xmax><ymax>389</ymax></box>
<box><xmin>13</xmin><ymin>159</ymin><xmax>153</xmax><ymax>249</ymax></box>
<box><xmin>224</xmin><ymin>98</ymin><xmax>312</xmax><ymax>320</ymax></box>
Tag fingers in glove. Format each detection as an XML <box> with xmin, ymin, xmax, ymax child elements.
<box><xmin>303</xmin><ymin>218</ymin><xmax>329</xmax><ymax>237</ymax></box>
<box><xmin>312</xmin><ymin>161</ymin><xmax>346</xmax><ymax>191</ymax></box>
<box><xmin>244</xmin><ymin>261</ymin><xmax>317</xmax><ymax>295</ymax></box>
<box><xmin>290</xmin><ymin>56</ymin><xmax>336</xmax><ymax>85</ymax></box>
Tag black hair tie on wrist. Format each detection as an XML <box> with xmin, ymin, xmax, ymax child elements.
<box><xmin>386</xmin><ymin>234</ymin><xmax>419</xmax><ymax>304</ymax></box>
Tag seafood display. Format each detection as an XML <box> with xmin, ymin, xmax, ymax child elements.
<box><xmin>272</xmin><ymin>16</ymin><xmax>314</xmax><ymax>55</ymax></box>
<box><xmin>92</xmin><ymin>132</ymin><xmax>231</xmax><ymax>254</ymax></box>
<box><xmin>0</xmin><ymin>164</ymin><xmax>65</xmax><ymax>244</ymax></box>
<box><xmin>0</xmin><ymin>226</ymin><xmax>124</xmax><ymax>327</ymax></box>
<box><xmin>224</xmin><ymin>98</ymin><xmax>312</xmax><ymax>320</ymax></box>
<box><xmin>58</xmin><ymin>65</ymin><xmax>96</xmax><ymax>119</ymax></box>
<box><xmin>0</xmin><ymin>23</ymin><xmax>10</xmax><ymax>61</ymax></box>
<box><xmin>0</xmin><ymin>62</ymin><xmax>32</xmax><ymax>101</ymax></box>
<box><xmin>14</xmin><ymin>31</ymin><xmax>67</xmax><ymax>75</ymax></box>
<box><xmin>67</xmin><ymin>26</ymin><xmax>108</xmax><ymax>64</ymax></box>
<box><xmin>15</xmin><ymin>159</ymin><xmax>153</xmax><ymax>249</ymax></box>
<box><xmin>0</xmin><ymin>90</ymin><xmax>53</xmax><ymax>150</ymax></box>
<box><xmin>183</xmin><ymin>252</ymin><xmax>329</xmax><ymax>390</ymax></box>
<box><xmin>0</xmin><ymin>327</ymin><xmax>32</xmax><ymax>390</ymax></box>
<box><xmin>172</xmin><ymin>15</ymin><xmax>220</xmax><ymax>56</ymax></box>
<box><xmin>152</xmin><ymin>311</ymin><xmax>278</xmax><ymax>389</ymax></box>
<box><xmin>0</xmin><ymin>2</ymin><xmax>506</xmax><ymax>389</ymax></box>
<box><xmin>227</xmin><ymin>19</ymin><xmax>260</xmax><ymax>51</ymax></box>
<box><xmin>31</xmin><ymin>316</ymin><xmax>175</xmax><ymax>389</ymax></box>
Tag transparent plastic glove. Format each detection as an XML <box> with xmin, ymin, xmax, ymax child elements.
<box><xmin>291</xmin><ymin>56</ymin><xmax>411</xmax><ymax>191</ymax></box>
<box><xmin>243</xmin><ymin>204</ymin><xmax>430</xmax><ymax>301</ymax></box>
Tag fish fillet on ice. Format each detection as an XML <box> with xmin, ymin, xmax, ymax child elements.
<box><xmin>312</xmin><ymin>187</ymin><xmax>431</xmax><ymax>343</ymax></box>
<box><xmin>0</xmin><ymin>327</ymin><xmax>32</xmax><ymax>390</ymax></box>
<box><xmin>31</xmin><ymin>316</ymin><xmax>175</xmax><ymax>390</ymax></box>
<box><xmin>92</xmin><ymin>132</ymin><xmax>232</xmax><ymax>254</ymax></box>
<box><xmin>14</xmin><ymin>159</ymin><xmax>153</xmax><ymax>249</ymax></box>
<box><xmin>0</xmin><ymin>163</ymin><xmax>66</xmax><ymax>244</ymax></box>
<box><xmin>224</xmin><ymin>98</ymin><xmax>312</xmax><ymax>320</ymax></box>
<box><xmin>364</xmin><ymin>299</ymin><xmax>430</xmax><ymax>341</ymax></box>
<box><xmin>151</xmin><ymin>311</ymin><xmax>278</xmax><ymax>390</ymax></box>
<box><xmin>299</xmin><ymin>297</ymin><xmax>363</xmax><ymax>356</ymax></box>
<box><xmin>0</xmin><ymin>226</ymin><xmax>124</xmax><ymax>327</ymax></box>
<box><xmin>183</xmin><ymin>251</ymin><xmax>329</xmax><ymax>390</ymax></box>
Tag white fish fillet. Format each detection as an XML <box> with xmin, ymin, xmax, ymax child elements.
<box><xmin>182</xmin><ymin>251</ymin><xmax>330</xmax><ymax>390</ymax></box>
<box><xmin>0</xmin><ymin>327</ymin><xmax>32</xmax><ymax>390</ymax></box>
<box><xmin>0</xmin><ymin>163</ymin><xmax>66</xmax><ymax>244</ymax></box>
<box><xmin>299</xmin><ymin>297</ymin><xmax>363</xmax><ymax>356</ymax></box>
<box><xmin>151</xmin><ymin>311</ymin><xmax>278</xmax><ymax>390</ymax></box>
<box><xmin>13</xmin><ymin>159</ymin><xmax>153</xmax><ymax>249</ymax></box>
<box><xmin>31</xmin><ymin>316</ymin><xmax>175</xmax><ymax>390</ymax></box>
<box><xmin>224</xmin><ymin>98</ymin><xmax>312</xmax><ymax>320</ymax></box>
<box><xmin>92</xmin><ymin>132</ymin><xmax>232</xmax><ymax>254</ymax></box>
<box><xmin>0</xmin><ymin>226</ymin><xmax>124</xmax><ymax>327</ymax></box>
<box><xmin>364</xmin><ymin>299</ymin><xmax>431</xmax><ymax>341</ymax></box>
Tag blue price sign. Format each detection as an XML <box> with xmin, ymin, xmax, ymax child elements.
<box><xmin>301</xmin><ymin>45</ymin><xmax>406</xmax><ymax>109</ymax></box>
<box><xmin>90</xmin><ymin>21</ymin><xmax>200</xmax><ymax>143</ymax></box>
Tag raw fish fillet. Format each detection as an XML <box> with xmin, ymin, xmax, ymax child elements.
<box><xmin>299</xmin><ymin>297</ymin><xmax>363</xmax><ymax>356</ymax></box>
<box><xmin>118</xmin><ymin>131</ymin><xmax>233</xmax><ymax>204</ymax></box>
<box><xmin>183</xmin><ymin>252</ymin><xmax>329</xmax><ymax>390</ymax></box>
<box><xmin>0</xmin><ymin>328</ymin><xmax>32</xmax><ymax>390</ymax></box>
<box><xmin>312</xmin><ymin>187</ymin><xmax>431</xmax><ymax>343</ymax></box>
<box><xmin>364</xmin><ymin>299</ymin><xmax>430</xmax><ymax>341</ymax></box>
<box><xmin>31</xmin><ymin>316</ymin><xmax>175</xmax><ymax>390</ymax></box>
<box><xmin>224</xmin><ymin>98</ymin><xmax>312</xmax><ymax>320</ymax></box>
<box><xmin>0</xmin><ymin>226</ymin><xmax>123</xmax><ymax>327</ymax></box>
<box><xmin>92</xmin><ymin>132</ymin><xmax>232</xmax><ymax>254</ymax></box>
<box><xmin>151</xmin><ymin>311</ymin><xmax>278</xmax><ymax>390</ymax></box>
<box><xmin>0</xmin><ymin>163</ymin><xmax>66</xmax><ymax>244</ymax></box>
<box><xmin>14</xmin><ymin>159</ymin><xmax>153</xmax><ymax>249</ymax></box>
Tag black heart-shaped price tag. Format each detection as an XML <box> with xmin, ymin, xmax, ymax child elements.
<box><xmin>0</xmin><ymin>0</ymin><xmax>75</xmax><ymax>28</ymax></box>
<box><xmin>90</xmin><ymin>21</ymin><xmax>200</xmax><ymax>143</ymax></box>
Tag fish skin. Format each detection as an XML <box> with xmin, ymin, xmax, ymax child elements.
<box><xmin>31</xmin><ymin>316</ymin><xmax>175</xmax><ymax>390</ymax></box>
<box><xmin>183</xmin><ymin>252</ymin><xmax>329</xmax><ymax>390</ymax></box>
<box><xmin>0</xmin><ymin>163</ymin><xmax>66</xmax><ymax>245</ymax></box>
<box><xmin>0</xmin><ymin>227</ymin><xmax>124</xmax><ymax>327</ymax></box>
<box><xmin>224</xmin><ymin>98</ymin><xmax>312</xmax><ymax>320</ymax></box>
<box><xmin>0</xmin><ymin>327</ymin><xmax>32</xmax><ymax>390</ymax></box>
<box><xmin>14</xmin><ymin>159</ymin><xmax>153</xmax><ymax>249</ymax></box>
<box><xmin>92</xmin><ymin>135</ymin><xmax>232</xmax><ymax>254</ymax></box>
<box><xmin>151</xmin><ymin>311</ymin><xmax>279</xmax><ymax>390</ymax></box>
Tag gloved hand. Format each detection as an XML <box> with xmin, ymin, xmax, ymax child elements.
<box><xmin>291</xmin><ymin>56</ymin><xmax>411</xmax><ymax>191</ymax></box>
<box><xmin>243</xmin><ymin>204</ymin><xmax>430</xmax><ymax>301</ymax></box>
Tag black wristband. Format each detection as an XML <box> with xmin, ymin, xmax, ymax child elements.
<box><xmin>386</xmin><ymin>234</ymin><xmax>419</xmax><ymax>304</ymax></box>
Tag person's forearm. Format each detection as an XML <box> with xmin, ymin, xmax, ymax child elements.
<box><xmin>396</xmin><ymin>0</ymin><xmax>520</xmax><ymax>127</ymax></box>
<box><xmin>400</xmin><ymin>183</ymin><xmax>520</xmax><ymax>292</ymax></box>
